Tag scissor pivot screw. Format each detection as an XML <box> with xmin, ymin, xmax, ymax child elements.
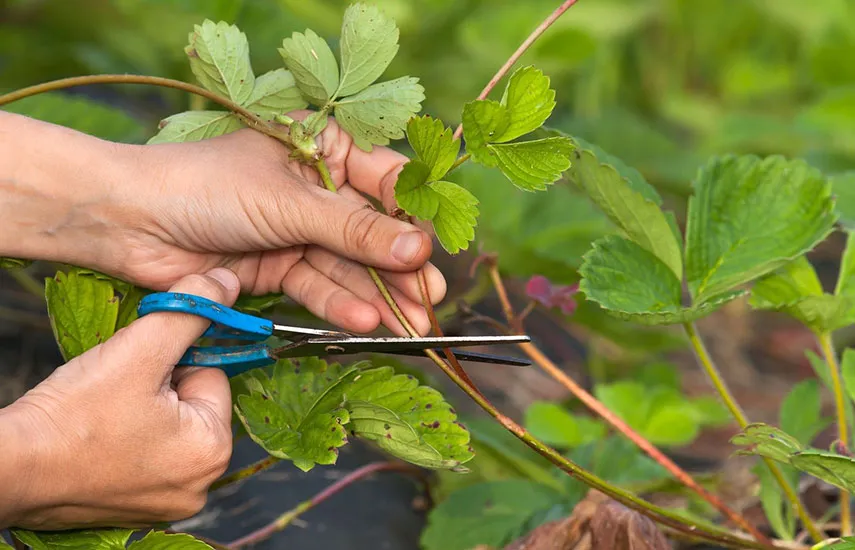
<box><xmin>325</xmin><ymin>345</ymin><xmax>346</xmax><ymax>354</ymax></box>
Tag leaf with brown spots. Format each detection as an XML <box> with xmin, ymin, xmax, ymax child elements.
<box><xmin>234</xmin><ymin>357</ymin><xmax>360</xmax><ymax>471</ymax></box>
<box><xmin>344</xmin><ymin>366</ymin><xmax>474</xmax><ymax>470</ymax></box>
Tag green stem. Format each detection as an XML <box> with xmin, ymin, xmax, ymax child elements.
<box><xmin>0</xmin><ymin>75</ymin><xmax>293</xmax><ymax>148</ymax></box>
<box><xmin>819</xmin><ymin>332</ymin><xmax>851</xmax><ymax>536</ymax></box>
<box><xmin>8</xmin><ymin>269</ymin><xmax>44</xmax><ymax>298</ymax></box>
<box><xmin>446</xmin><ymin>152</ymin><xmax>471</xmax><ymax>174</ymax></box>
<box><xmin>210</xmin><ymin>456</ymin><xmax>280</xmax><ymax>492</ymax></box>
<box><xmin>684</xmin><ymin>322</ymin><xmax>823</xmax><ymax>543</ymax></box>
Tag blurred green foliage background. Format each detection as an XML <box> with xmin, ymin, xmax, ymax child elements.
<box><xmin>2</xmin><ymin>0</ymin><xmax>855</xmax><ymax>286</ymax></box>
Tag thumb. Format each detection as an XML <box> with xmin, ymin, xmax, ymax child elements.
<box><xmin>300</xmin><ymin>189</ymin><xmax>433</xmax><ymax>271</ymax></box>
<box><xmin>111</xmin><ymin>268</ymin><xmax>240</xmax><ymax>386</ymax></box>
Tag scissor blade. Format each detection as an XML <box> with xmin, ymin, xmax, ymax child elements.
<box><xmin>272</xmin><ymin>323</ymin><xmax>350</xmax><ymax>338</ymax></box>
<box><xmin>275</xmin><ymin>334</ymin><xmax>530</xmax><ymax>358</ymax></box>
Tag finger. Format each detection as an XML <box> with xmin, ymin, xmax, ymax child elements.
<box><xmin>313</xmin><ymin>115</ymin><xmax>406</xmax><ymax>211</ymax></box>
<box><xmin>112</xmin><ymin>268</ymin><xmax>240</xmax><ymax>382</ymax></box>
<box><xmin>280</xmin><ymin>258</ymin><xmax>382</xmax><ymax>333</ymax></box>
<box><xmin>304</xmin><ymin>246</ymin><xmax>432</xmax><ymax>335</ymax></box>
<box><xmin>299</xmin><ymin>185</ymin><xmax>432</xmax><ymax>271</ymax></box>
<box><xmin>172</xmin><ymin>366</ymin><xmax>232</xmax><ymax>428</ymax></box>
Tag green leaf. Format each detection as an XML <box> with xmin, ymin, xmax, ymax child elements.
<box><xmin>0</xmin><ymin>542</ymin><xmax>12</xmax><ymax>550</ymax></box>
<box><xmin>749</xmin><ymin>256</ymin><xmax>854</xmax><ymax>333</ymax></box>
<box><xmin>431</xmin><ymin>181</ymin><xmax>479</xmax><ymax>254</ymax></box>
<box><xmin>498</xmin><ymin>66</ymin><xmax>556</xmax><ymax>142</ymax></box>
<box><xmin>116</xmin><ymin>285</ymin><xmax>147</xmax><ymax>330</ymax></box>
<box><xmin>807</xmin><ymin>350</ymin><xmax>855</xmax><ymax>428</ymax></box>
<box><xmin>685</xmin><ymin>155</ymin><xmax>836</xmax><ymax>303</ymax></box>
<box><xmin>13</xmin><ymin>529</ymin><xmax>133</xmax><ymax>549</ymax></box>
<box><xmin>790</xmin><ymin>450</ymin><xmax>855</xmax><ymax>493</ymax></box>
<box><xmin>523</xmin><ymin>402</ymin><xmax>605</xmax><ymax>448</ymax></box>
<box><xmin>128</xmin><ymin>531</ymin><xmax>213</xmax><ymax>549</ymax></box>
<box><xmin>185</xmin><ymin>20</ymin><xmax>254</xmax><ymax>104</ymax></box>
<box><xmin>303</xmin><ymin>110</ymin><xmax>329</xmax><ymax>137</ymax></box>
<box><xmin>2</xmin><ymin>93</ymin><xmax>146</xmax><ymax>143</ymax></box>
<box><xmin>832</xmin><ymin>172</ymin><xmax>855</xmax><ymax>231</ymax></box>
<box><xmin>333</xmin><ymin>77</ymin><xmax>425</xmax><ymax>151</ymax></box>
<box><xmin>234</xmin><ymin>293</ymin><xmax>283</xmax><ymax>314</ymax></box>
<box><xmin>406</xmin><ymin>115</ymin><xmax>460</xmax><ymax>181</ymax></box>
<box><xmin>461</xmin><ymin>99</ymin><xmax>508</xmax><ymax>167</ymax></box>
<box><xmin>0</xmin><ymin>257</ymin><xmax>32</xmax><ymax>270</ymax></box>
<box><xmin>420</xmin><ymin>480</ymin><xmax>561</xmax><ymax>550</ymax></box>
<box><xmin>343</xmin><ymin>366</ymin><xmax>473</xmax><ymax>470</ymax></box>
<box><xmin>580</xmin><ymin>235</ymin><xmax>744</xmax><ymax>325</ymax></box>
<box><xmin>234</xmin><ymin>358</ymin><xmax>359</xmax><ymax>471</ymax></box>
<box><xmin>780</xmin><ymin>379</ymin><xmax>830</xmax><ymax>445</ymax></box>
<box><xmin>45</xmin><ymin>270</ymin><xmax>119</xmax><ymax>361</ymax></box>
<box><xmin>836</xmin><ymin>231</ymin><xmax>855</xmax><ymax>298</ymax></box>
<box><xmin>565</xmin><ymin>137</ymin><xmax>683</xmax><ymax>280</ymax></box>
<box><xmin>395</xmin><ymin>160</ymin><xmax>438</xmax><ymax>219</ymax></box>
<box><xmin>279</xmin><ymin>29</ymin><xmax>339</xmax><ymax>106</ymax></box>
<box><xmin>337</xmin><ymin>3</ymin><xmax>399</xmax><ymax>97</ymax></box>
<box><xmin>731</xmin><ymin>423</ymin><xmax>804</xmax><ymax>463</ymax></box>
<box><xmin>755</xmin><ymin>462</ymin><xmax>797</xmax><ymax>540</ymax></box>
<box><xmin>147</xmin><ymin>110</ymin><xmax>244</xmax><ymax>144</ymax></box>
<box><xmin>644</xmin><ymin>404</ymin><xmax>700</xmax><ymax>446</ymax></box>
<box><xmin>488</xmin><ymin>137</ymin><xmax>573</xmax><ymax>191</ymax></box>
<box><xmin>244</xmin><ymin>69</ymin><xmax>308</xmax><ymax>122</ymax></box>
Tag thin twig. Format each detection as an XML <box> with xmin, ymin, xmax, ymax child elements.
<box><xmin>819</xmin><ymin>332</ymin><xmax>851</xmax><ymax>536</ymax></box>
<box><xmin>486</xmin><ymin>264</ymin><xmax>770</xmax><ymax>543</ymax></box>
<box><xmin>0</xmin><ymin>75</ymin><xmax>291</xmax><ymax>147</ymax></box>
<box><xmin>226</xmin><ymin>462</ymin><xmax>425</xmax><ymax>548</ymax></box>
<box><xmin>210</xmin><ymin>456</ymin><xmax>281</xmax><ymax>492</ymax></box>
<box><xmin>452</xmin><ymin>0</ymin><xmax>581</xmax><ymax>140</ymax></box>
<box><xmin>685</xmin><ymin>322</ymin><xmax>823</xmax><ymax>543</ymax></box>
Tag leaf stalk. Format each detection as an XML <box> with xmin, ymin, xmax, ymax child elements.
<box><xmin>818</xmin><ymin>332</ymin><xmax>851</xmax><ymax>536</ymax></box>
<box><xmin>684</xmin><ymin>322</ymin><xmax>823</xmax><ymax>542</ymax></box>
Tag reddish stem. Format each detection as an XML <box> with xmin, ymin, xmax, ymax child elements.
<box><xmin>452</xmin><ymin>0</ymin><xmax>581</xmax><ymax>140</ymax></box>
<box><xmin>486</xmin><ymin>264</ymin><xmax>771</xmax><ymax>544</ymax></box>
<box><xmin>226</xmin><ymin>462</ymin><xmax>424</xmax><ymax>548</ymax></box>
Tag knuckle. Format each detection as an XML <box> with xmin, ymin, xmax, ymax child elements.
<box><xmin>343</xmin><ymin>208</ymin><xmax>382</xmax><ymax>253</ymax></box>
<box><xmin>328</xmin><ymin>257</ymin><xmax>355</xmax><ymax>284</ymax></box>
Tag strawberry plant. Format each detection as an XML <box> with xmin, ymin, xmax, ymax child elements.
<box><xmin>4</xmin><ymin>1</ymin><xmax>855</xmax><ymax>549</ymax></box>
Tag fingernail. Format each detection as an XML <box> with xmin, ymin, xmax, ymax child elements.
<box><xmin>391</xmin><ymin>232</ymin><xmax>424</xmax><ymax>264</ymax></box>
<box><xmin>206</xmin><ymin>268</ymin><xmax>240</xmax><ymax>292</ymax></box>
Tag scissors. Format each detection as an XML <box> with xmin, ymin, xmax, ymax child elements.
<box><xmin>137</xmin><ymin>292</ymin><xmax>532</xmax><ymax>378</ymax></box>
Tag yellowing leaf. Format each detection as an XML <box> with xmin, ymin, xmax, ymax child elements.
<box><xmin>147</xmin><ymin>110</ymin><xmax>244</xmax><ymax>144</ymax></box>
<box><xmin>13</xmin><ymin>529</ymin><xmax>133</xmax><ymax>550</ymax></box>
<box><xmin>185</xmin><ymin>20</ymin><xmax>254</xmax><ymax>104</ymax></box>
<box><xmin>344</xmin><ymin>366</ymin><xmax>474</xmax><ymax>470</ymax></box>
<box><xmin>45</xmin><ymin>269</ymin><xmax>119</xmax><ymax>361</ymax></box>
<box><xmin>234</xmin><ymin>358</ymin><xmax>359</xmax><ymax>471</ymax></box>
<box><xmin>432</xmin><ymin>181</ymin><xmax>479</xmax><ymax>254</ymax></box>
<box><xmin>128</xmin><ymin>532</ymin><xmax>213</xmax><ymax>549</ymax></box>
<box><xmin>497</xmin><ymin>66</ymin><xmax>556</xmax><ymax>142</ymax></box>
<box><xmin>407</xmin><ymin>115</ymin><xmax>460</xmax><ymax>181</ymax></box>
<box><xmin>488</xmin><ymin>137</ymin><xmax>573</xmax><ymax>191</ymax></box>
<box><xmin>685</xmin><ymin>155</ymin><xmax>836</xmax><ymax>303</ymax></box>
<box><xmin>244</xmin><ymin>69</ymin><xmax>308</xmax><ymax>122</ymax></box>
<box><xmin>395</xmin><ymin>160</ymin><xmax>439</xmax><ymax>219</ymax></box>
<box><xmin>337</xmin><ymin>3</ymin><xmax>399</xmax><ymax>97</ymax></box>
<box><xmin>334</xmin><ymin>76</ymin><xmax>424</xmax><ymax>151</ymax></box>
<box><xmin>279</xmin><ymin>29</ymin><xmax>340</xmax><ymax>106</ymax></box>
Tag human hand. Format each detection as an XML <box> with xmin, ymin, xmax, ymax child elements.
<box><xmin>113</xmin><ymin>113</ymin><xmax>446</xmax><ymax>335</ymax></box>
<box><xmin>0</xmin><ymin>269</ymin><xmax>240</xmax><ymax>530</ymax></box>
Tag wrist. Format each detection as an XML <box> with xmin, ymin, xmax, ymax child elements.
<box><xmin>0</xmin><ymin>111</ymin><xmax>149</xmax><ymax>273</ymax></box>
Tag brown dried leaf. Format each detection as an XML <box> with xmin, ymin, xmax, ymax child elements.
<box><xmin>503</xmin><ymin>491</ymin><xmax>670</xmax><ymax>550</ymax></box>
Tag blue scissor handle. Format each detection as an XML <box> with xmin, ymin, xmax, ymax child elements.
<box><xmin>178</xmin><ymin>345</ymin><xmax>277</xmax><ymax>377</ymax></box>
<box><xmin>138</xmin><ymin>292</ymin><xmax>274</xmax><ymax>341</ymax></box>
